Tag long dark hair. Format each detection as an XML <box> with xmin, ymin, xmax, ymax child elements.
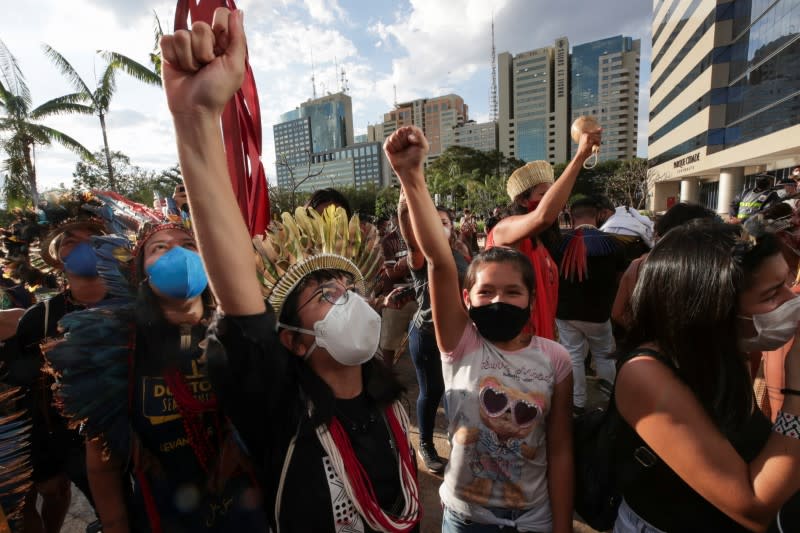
<box><xmin>278</xmin><ymin>268</ymin><xmax>404</xmax><ymax>426</ymax></box>
<box><xmin>622</xmin><ymin>220</ymin><xmax>779</xmax><ymax>432</ymax></box>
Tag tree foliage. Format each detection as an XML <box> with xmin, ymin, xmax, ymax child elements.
<box><xmin>0</xmin><ymin>39</ymin><xmax>94</xmax><ymax>207</ymax></box>
<box><xmin>72</xmin><ymin>150</ymin><xmax>181</xmax><ymax>205</ymax></box>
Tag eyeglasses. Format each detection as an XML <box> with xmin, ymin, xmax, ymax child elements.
<box><xmin>296</xmin><ymin>281</ymin><xmax>356</xmax><ymax>313</ymax></box>
<box><xmin>480</xmin><ymin>386</ymin><xmax>541</xmax><ymax>427</ymax></box>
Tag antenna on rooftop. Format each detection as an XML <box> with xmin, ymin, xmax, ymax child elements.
<box><xmin>490</xmin><ymin>12</ymin><xmax>498</xmax><ymax>123</ymax></box>
<box><xmin>341</xmin><ymin>66</ymin><xmax>350</xmax><ymax>94</ymax></box>
<box><xmin>393</xmin><ymin>84</ymin><xmax>398</xmax><ymax>107</ymax></box>
<box><xmin>310</xmin><ymin>48</ymin><xmax>317</xmax><ymax>100</ymax></box>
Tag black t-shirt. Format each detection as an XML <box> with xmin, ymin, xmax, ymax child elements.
<box><xmin>207</xmin><ymin>311</ymin><xmax>413</xmax><ymax>533</ymax></box>
<box><xmin>410</xmin><ymin>250</ymin><xmax>469</xmax><ymax>331</ymax></box>
<box><xmin>550</xmin><ymin>229</ymin><xmax>630</xmax><ymax>323</ymax></box>
<box><xmin>129</xmin><ymin>321</ymin><xmax>265</xmax><ymax>532</ymax></box>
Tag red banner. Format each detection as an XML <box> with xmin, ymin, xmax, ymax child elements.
<box><xmin>174</xmin><ymin>0</ymin><xmax>270</xmax><ymax>236</ymax></box>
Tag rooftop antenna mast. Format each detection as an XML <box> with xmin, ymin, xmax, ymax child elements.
<box><xmin>393</xmin><ymin>84</ymin><xmax>398</xmax><ymax>108</ymax></box>
<box><xmin>310</xmin><ymin>48</ymin><xmax>317</xmax><ymax>99</ymax></box>
<box><xmin>490</xmin><ymin>12</ymin><xmax>498</xmax><ymax>122</ymax></box>
<box><xmin>341</xmin><ymin>64</ymin><xmax>350</xmax><ymax>95</ymax></box>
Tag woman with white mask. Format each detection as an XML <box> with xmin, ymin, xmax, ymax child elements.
<box><xmin>611</xmin><ymin>220</ymin><xmax>800</xmax><ymax>532</ymax></box>
<box><xmin>158</xmin><ymin>9</ymin><xmax>420</xmax><ymax>532</ymax></box>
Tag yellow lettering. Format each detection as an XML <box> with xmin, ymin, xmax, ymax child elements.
<box><xmin>154</xmin><ymin>384</ymin><xmax>166</xmax><ymax>397</ymax></box>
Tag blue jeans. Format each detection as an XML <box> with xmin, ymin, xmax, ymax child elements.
<box><xmin>408</xmin><ymin>323</ymin><xmax>444</xmax><ymax>443</ymax></box>
<box><xmin>613</xmin><ymin>499</ymin><xmax>666</xmax><ymax>533</ymax></box>
<box><xmin>442</xmin><ymin>507</ymin><xmax>539</xmax><ymax>532</ymax></box>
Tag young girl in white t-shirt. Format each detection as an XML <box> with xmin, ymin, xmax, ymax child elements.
<box><xmin>385</xmin><ymin>125</ymin><xmax>574</xmax><ymax>533</ymax></box>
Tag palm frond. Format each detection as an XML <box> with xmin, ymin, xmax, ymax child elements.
<box><xmin>0</xmin><ymin>39</ymin><xmax>31</xmax><ymax>104</ymax></box>
<box><xmin>41</xmin><ymin>44</ymin><xmax>94</xmax><ymax>100</ymax></box>
<box><xmin>96</xmin><ymin>63</ymin><xmax>117</xmax><ymax>112</ymax></box>
<box><xmin>30</xmin><ymin>93</ymin><xmax>93</xmax><ymax>119</ymax></box>
<box><xmin>99</xmin><ymin>51</ymin><xmax>161</xmax><ymax>88</ymax></box>
<box><xmin>29</xmin><ymin>124</ymin><xmax>94</xmax><ymax>161</ymax></box>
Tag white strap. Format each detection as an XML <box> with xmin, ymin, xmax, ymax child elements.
<box><xmin>43</xmin><ymin>298</ymin><xmax>50</xmax><ymax>338</ymax></box>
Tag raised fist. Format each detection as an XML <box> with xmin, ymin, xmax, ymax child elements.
<box><xmin>160</xmin><ymin>8</ymin><xmax>246</xmax><ymax>117</ymax></box>
<box><xmin>384</xmin><ymin>126</ymin><xmax>429</xmax><ymax>180</ymax></box>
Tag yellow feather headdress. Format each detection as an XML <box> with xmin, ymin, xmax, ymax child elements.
<box><xmin>253</xmin><ymin>205</ymin><xmax>384</xmax><ymax>318</ymax></box>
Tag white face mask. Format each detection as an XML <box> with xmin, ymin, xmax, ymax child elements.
<box><xmin>443</xmin><ymin>226</ymin><xmax>451</xmax><ymax>239</ymax></box>
<box><xmin>739</xmin><ymin>296</ymin><xmax>800</xmax><ymax>352</ymax></box>
<box><xmin>280</xmin><ymin>292</ymin><xmax>381</xmax><ymax>366</ymax></box>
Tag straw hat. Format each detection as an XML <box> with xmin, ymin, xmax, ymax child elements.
<box><xmin>506</xmin><ymin>161</ymin><xmax>554</xmax><ymax>200</ymax></box>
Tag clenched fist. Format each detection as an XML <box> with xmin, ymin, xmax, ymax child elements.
<box><xmin>160</xmin><ymin>8</ymin><xmax>246</xmax><ymax>117</ymax></box>
<box><xmin>384</xmin><ymin>126</ymin><xmax>429</xmax><ymax>181</ymax></box>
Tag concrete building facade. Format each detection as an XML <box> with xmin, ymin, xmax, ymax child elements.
<box><xmin>571</xmin><ymin>36</ymin><xmax>641</xmax><ymax>161</ymax></box>
<box><xmin>453</xmin><ymin>120</ymin><xmax>499</xmax><ymax>152</ymax></box>
<box><xmin>647</xmin><ymin>0</ymin><xmax>800</xmax><ymax>214</ymax></box>
<box><xmin>381</xmin><ymin>94</ymin><xmax>469</xmax><ymax>157</ymax></box>
<box><xmin>498</xmin><ymin>38</ymin><xmax>571</xmax><ymax>164</ymax></box>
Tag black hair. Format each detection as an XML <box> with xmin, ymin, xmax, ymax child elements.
<box><xmin>569</xmin><ymin>197</ymin><xmax>599</xmax><ymax>221</ymax></box>
<box><xmin>465</xmin><ymin>246</ymin><xmax>535</xmax><ymax>296</ymax></box>
<box><xmin>654</xmin><ymin>202</ymin><xmax>718</xmax><ymax>237</ymax></box>
<box><xmin>622</xmin><ymin>220</ymin><xmax>779</xmax><ymax>432</ymax></box>
<box><xmin>755</xmin><ymin>175</ymin><xmax>772</xmax><ymax>190</ymax></box>
<box><xmin>306</xmin><ymin>188</ymin><xmax>352</xmax><ymax>218</ymax></box>
<box><xmin>594</xmin><ymin>195</ymin><xmax>615</xmax><ymax>212</ymax></box>
<box><xmin>435</xmin><ymin>205</ymin><xmax>454</xmax><ymax>223</ymax></box>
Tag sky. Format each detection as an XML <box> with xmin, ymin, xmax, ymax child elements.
<box><xmin>2</xmin><ymin>0</ymin><xmax>653</xmax><ymax>191</ymax></box>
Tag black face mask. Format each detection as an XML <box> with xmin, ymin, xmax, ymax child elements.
<box><xmin>468</xmin><ymin>302</ymin><xmax>530</xmax><ymax>342</ymax></box>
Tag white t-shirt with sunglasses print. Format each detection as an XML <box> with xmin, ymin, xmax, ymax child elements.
<box><xmin>440</xmin><ymin>322</ymin><xmax>571</xmax><ymax>531</ymax></box>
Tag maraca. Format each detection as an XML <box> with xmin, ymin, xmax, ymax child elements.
<box><xmin>571</xmin><ymin>116</ymin><xmax>601</xmax><ymax>169</ymax></box>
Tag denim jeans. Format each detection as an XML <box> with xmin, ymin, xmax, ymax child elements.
<box><xmin>408</xmin><ymin>323</ymin><xmax>444</xmax><ymax>443</ymax></box>
<box><xmin>555</xmin><ymin>318</ymin><xmax>616</xmax><ymax>408</ymax></box>
<box><xmin>613</xmin><ymin>499</ymin><xmax>667</xmax><ymax>533</ymax></box>
<box><xmin>442</xmin><ymin>507</ymin><xmax>541</xmax><ymax>533</ymax></box>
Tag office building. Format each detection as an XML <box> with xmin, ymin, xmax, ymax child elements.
<box><xmin>381</xmin><ymin>94</ymin><xmax>469</xmax><ymax>157</ymax></box>
<box><xmin>453</xmin><ymin>120</ymin><xmax>499</xmax><ymax>152</ymax></box>
<box><xmin>294</xmin><ymin>142</ymin><xmax>390</xmax><ymax>192</ymax></box>
<box><xmin>498</xmin><ymin>38</ymin><xmax>571</xmax><ymax>164</ymax></box>
<box><xmin>647</xmin><ymin>0</ymin><xmax>800</xmax><ymax>214</ymax></box>
<box><xmin>571</xmin><ymin>35</ymin><xmax>640</xmax><ymax>161</ymax></box>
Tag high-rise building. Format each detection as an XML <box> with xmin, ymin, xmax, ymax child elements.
<box><xmin>381</xmin><ymin>94</ymin><xmax>469</xmax><ymax>157</ymax></box>
<box><xmin>571</xmin><ymin>36</ymin><xmax>640</xmax><ymax>161</ymax></box>
<box><xmin>498</xmin><ymin>38</ymin><xmax>571</xmax><ymax>164</ymax></box>
<box><xmin>296</xmin><ymin>142</ymin><xmax>390</xmax><ymax>192</ymax></box>
<box><xmin>453</xmin><ymin>121</ymin><xmax>498</xmax><ymax>152</ymax></box>
<box><xmin>647</xmin><ymin>0</ymin><xmax>800</xmax><ymax>214</ymax></box>
<box><xmin>275</xmin><ymin>92</ymin><xmax>381</xmax><ymax>191</ymax></box>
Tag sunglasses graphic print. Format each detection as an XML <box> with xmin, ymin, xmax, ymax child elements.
<box><xmin>479</xmin><ymin>385</ymin><xmax>542</xmax><ymax>428</ymax></box>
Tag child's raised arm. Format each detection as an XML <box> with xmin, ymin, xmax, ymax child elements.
<box><xmin>384</xmin><ymin>126</ymin><xmax>468</xmax><ymax>352</ymax></box>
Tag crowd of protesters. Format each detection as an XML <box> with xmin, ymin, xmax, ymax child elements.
<box><xmin>3</xmin><ymin>7</ymin><xmax>800</xmax><ymax>533</ymax></box>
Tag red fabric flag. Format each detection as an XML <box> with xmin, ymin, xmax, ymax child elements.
<box><xmin>174</xmin><ymin>0</ymin><xmax>270</xmax><ymax>236</ymax></box>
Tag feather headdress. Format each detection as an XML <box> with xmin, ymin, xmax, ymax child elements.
<box><xmin>254</xmin><ymin>205</ymin><xmax>383</xmax><ymax>318</ymax></box>
<box><xmin>0</xmin><ymin>368</ymin><xmax>33</xmax><ymax>532</ymax></box>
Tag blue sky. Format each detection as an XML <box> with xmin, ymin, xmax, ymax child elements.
<box><xmin>3</xmin><ymin>0</ymin><xmax>652</xmax><ymax>191</ymax></box>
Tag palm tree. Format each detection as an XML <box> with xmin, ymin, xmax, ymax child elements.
<box><xmin>0</xmin><ymin>39</ymin><xmax>94</xmax><ymax>206</ymax></box>
<box><xmin>98</xmin><ymin>11</ymin><xmax>165</xmax><ymax>88</ymax></box>
<box><xmin>43</xmin><ymin>41</ymin><xmax>161</xmax><ymax>191</ymax></box>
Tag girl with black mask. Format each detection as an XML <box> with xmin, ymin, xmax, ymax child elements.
<box><xmin>386</xmin><ymin>125</ymin><xmax>574</xmax><ymax>533</ymax></box>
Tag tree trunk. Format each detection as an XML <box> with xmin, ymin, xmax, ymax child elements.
<box><xmin>23</xmin><ymin>140</ymin><xmax>38</xmax><ymax>207</ymax></box>
<box><xmin>99</xmin><ymin>112</ymin><xmax>115</xmax><ymax>190</ymax></box>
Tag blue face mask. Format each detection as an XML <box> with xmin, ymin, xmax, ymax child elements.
<box><xmin>62</xmin><ymin>241</ymin><xmax>98</xmax><ymax>277</ymax></box>
<box><xmin>146</xmin><ymin>246</ymin><xmax>208</xmax><ymax>300</ymax></box>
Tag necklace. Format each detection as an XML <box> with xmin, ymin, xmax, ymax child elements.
<box><xmin>316</xmin><ymin>402</ymin><xmax>420</xmax><ymax>532</ymax></box>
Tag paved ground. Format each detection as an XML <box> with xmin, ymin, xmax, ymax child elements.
<box><xmin>62</xmin><ymin>348</ymin><xmax>607</xmax><ymax>533</ymax></box>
